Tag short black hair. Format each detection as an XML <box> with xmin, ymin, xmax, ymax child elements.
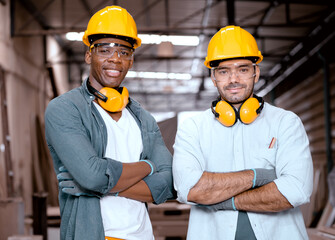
<box><xmin>88</xmin><ymin>34</ymin><xmax>136</xmax><ymax>48</ymax></box>
<box><xmin>210</xmin><ymin>57</ymin><xmax>259</xmax><ymax>68</ymax></box>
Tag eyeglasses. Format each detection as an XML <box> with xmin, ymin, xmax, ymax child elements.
<box><xmin>211</xmin><ymin>63</ymin><xmax>257</xmax><ymax>82</ymax></box>
<box><xmin>90</xmin><ymin>43</ymin><xmax>134</xmax><ymax>60</ymax></box>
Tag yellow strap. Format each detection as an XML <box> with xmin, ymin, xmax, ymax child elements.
<box><xmin>105</xmin><ymin>237</ymin><xmax>124</xmax><ymax>240</ymax></box>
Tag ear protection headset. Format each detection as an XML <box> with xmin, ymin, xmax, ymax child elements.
<box><xmin>211</xmin><ymin>95</ymin><xmax>264</xmax><ymax>127</ymax></box>
<box><xmin>87</xmin><ymin>82</ymin><xmax>129</xmax><ymax>112</ymax></box>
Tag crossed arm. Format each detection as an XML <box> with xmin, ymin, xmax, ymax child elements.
<box><xmin>117</xmin><ymin>177</ymin><xmax>153</xmax><ymax>202</ymax></box>
<box><xmin>173</xmin><ymin>114</ymin><xmax>313</xmax><ymax>213</ymax></box>
<box><xmin>188</xmin><ymin>170</ymin><xmax>292</xmax><ymax>212</ymax></box>
<box><xmin>111</xmin><ymin>161</ymin><xmax>154</xmax><ymax>202</ymax></box>
<box><xmin>48</xmin><ymin>96</ymin><xmax>175</xmax><ymax>203</ymax></box>
<box><xmin>57</xmin><ymin>134</ymin><xmax>173</xmax><ymax>203</ymax></box>
<box><xmin>58</xmin><ymin>160</ymin><xmax>154</xmax><ymax>201</ymax></box>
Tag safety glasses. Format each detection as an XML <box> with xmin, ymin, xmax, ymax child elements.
<box><xmin>212</xmin><ymin>63</ymin><xmax>257</xmax><ymax>82</ymax></box>
<box><xmin>90</xmin><ymin>43</ymin><xmax>134</xmax><ymax>60</ymax></box>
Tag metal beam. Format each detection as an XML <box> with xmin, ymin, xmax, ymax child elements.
<box><xmin>253</xmin><ymin>1</ymin><xmax>279</xmax><ymax>37</ymax></box>
<box><xmin>236</xmin><ymin>0</ymin><xmax>330</xmax><ymax>4</ymax></box>
<box><xmin>79</xmin><ymin>0</ymin><xmax>95</xmax><ymax>16</ymax></box>
<box><xmin>10</xmin><ymin>0</ymin><xmax>14</xmax><ymax>37</ymax></box>
<box><xmin>191</xmin><ymin>0</ymin><xmax>213</xmax><ymax>75</ymax></box>
<box><xmin>134</xmin><ymin>0</ymin><xmax>163</xmax><ymax>19</ymax></box>
<box><xmin>285</xmin><ymin>1</ymin><xmax>291</xmax><ymax>24</ymax></box>
<box><xmin>0</xmin><ymin>66</ymin><xmax>15</xmax><ymax>198</ymax></box>
<box><xmin>67</xmin><ymin>0</ymin><xmax>112</xmax><ymax>28</ymax></box>
<box><xmin>318</xmin><ymin>52</ymin><xmax>333</xmax><ymax>173</ymax></box>
<box><xmin>17</xmin><ymin>0</ymin><xmax>54</xmax><ymax>31</ymax></box>
<box><xmin>171</xmin><ymin>0</ymin><xmax>220</xmax><ymax>28</ymax></box>
<box><xmin>165</xmin><ymin>0</ymin><xmax>170</xmax><ymax>27</ymax></box>
<box><xmin>226</xmin><ymin>0</ymin><xmax>235</xmax><ymax>25</ymax></box>
<box><xmin>257</xmin><ymin>11</ymin><xmax>335</xmax><ymax>97</ymax></box>
<box><xmin>12</xmin><ymin>22</ymin><xmax>315</xmax><ymax>36</ymax></box>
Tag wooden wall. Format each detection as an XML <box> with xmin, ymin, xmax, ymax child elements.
<box><xmin>0</xmin><ymin>2</ymin><xmax>60</xmax><ymax>220</ymax></box>
<box><xmin>274</xmin><ymin>63</ymin><xmax>335</xmax><ymax>226</ymax></box>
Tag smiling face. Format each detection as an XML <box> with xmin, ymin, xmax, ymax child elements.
<box><xmin>85</xmin><ymin>37</ymin><xmax>134</xmax><ymax>90</ymax></box>
<box><xmin>212</xmin><ymin>59</ymin><xmax>260</xmax><ymax>108</ymax></box>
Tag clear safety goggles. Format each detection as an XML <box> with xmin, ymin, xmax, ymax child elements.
<box><xmin>90</xmin><ymin>43</ymin><xmax>134</xmax><ymax>60</ymax></box>
<box><xmin>211</xmin><ymin>63</ymin><xmax>257</xmax><ymax>82</ymax></box>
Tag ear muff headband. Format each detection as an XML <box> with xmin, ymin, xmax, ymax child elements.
<box><xmin>211</xmin><ymin>95</ymin><xmax>264</xmax><ymax>127</ymax></box>
<box><xmin>87</xmin><ymin>82</ymin><xmax>129</xmax><ymax>112</ymax></box>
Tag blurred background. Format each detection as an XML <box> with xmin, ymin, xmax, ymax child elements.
<box><xmin>0</xmin><ymin>0</ymin><xmax>335</xmax><ymax>239</ymax></box>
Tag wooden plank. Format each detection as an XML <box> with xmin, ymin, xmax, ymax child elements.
<box><xmin>284</xmin><ymin>90</ymin><xmax>324</xmax><ymax>115</ymax></box>
<box><xmin>276</xmin><ymin>65</ymin><xmax>335</xmax><ymax>109</ymax></box>
<box><xmin>30</xmin><ymin>116</ymin><xmax>44</xmax><ymax>193</ymax></box>
<box><xmin>308</xmin><ymin>128</ymin><xmax>326</xmax><ymax>143</ymax></box>
<box><xmin>35</xmin><ymin>116</ymin><xmax>58</xmax><ymax>206</ymax></box>
<box><xmin>318</xmin><ymin>202</ymin><xmax>335</xmax><ymax>232</ymax></box>
<box><xmin>8</xmin><ymin>236</ymin><xmax>43</xmax><ymax>240</ymax></box>
<box><xmin>307</xmin><ymin>228</ymin><xmax>335</xmax><ymax>240</ymax></box>
<box><xmin>301</xmin><ymin>167</ymin><xmax>321</xmax><ymax>227</ymax></box>
<box><xmin>276</xmin><ymin>64</ymin><xmax>335</xmax><ymax>227</ymax></box>
<box><xmin>0</xmin><ymin>66</ymin><xmax>14</xmax><ymax>197</ymax></box>
<box><xmin>31</xmin><ymin>114</ymin><xmax>58</xmax><ymax>206</ymax></box>
<box><xmin>275</xmin><ymin>70</ymin><xmax>323</xmax><ymax>107</ymax></box>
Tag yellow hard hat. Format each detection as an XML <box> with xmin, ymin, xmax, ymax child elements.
<box><xmin>204</xmin><ymin>25</ymin><xmax>263</xmax><ymax>68</ymax></box>
<box><xmin>82</xmin><ymin>6</ymin><xmax>141</xmax><ymax>49</ymax></box>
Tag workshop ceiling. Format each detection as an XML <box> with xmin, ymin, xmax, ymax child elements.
<box><xmin>12</xmin><ymin>0</ymin><xmax>335</xmax><ymax>113</ymax></box>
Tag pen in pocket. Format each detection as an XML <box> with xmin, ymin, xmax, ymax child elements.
<box><xmin>269</xmin><ymin>137</ymin><xmax>276</xmax><ymax>149</ymax></box>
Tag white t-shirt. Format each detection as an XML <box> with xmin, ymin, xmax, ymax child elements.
<box><xmin>94</xmin><ymin>102</ymin><xmax>154</xmax><ymax>240</ymax></box>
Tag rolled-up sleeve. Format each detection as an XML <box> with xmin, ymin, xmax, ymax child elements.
<box><xmin>172</xmin><ymin>119</ymin><xmax>204</xmax><ymax>204</ymax></box>
<box><xmin>274</xmin><ymin>114</ymin><xmax>313</xmax><ymax>207</ymax></box>
<box><xmin>45</xmin><ymin>97</ymin><xmax>122</xmax><ymax>195</ymax></box>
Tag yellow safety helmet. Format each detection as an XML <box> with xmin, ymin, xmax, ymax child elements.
<box><xmin>82</xmin><ymin>6</ymin><xmax>141</xmax><ymax>49</ymax></box>
<box><xmin>204</xmin><ymin>25</ymin><xmax>263</xmax><ymax>68</ymax></box>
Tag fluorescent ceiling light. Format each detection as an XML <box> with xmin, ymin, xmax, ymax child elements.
<box><xmin>65</xmin><ymin>32</ymin><xmax>199</xmax><ymax>46</ymax></box>
<box><xmin>66</xmin><ymin>32</ymin><xmax>84</xmax><ymax>41</ymax></box>
<box><xmin>138</xmin><ymin>34</ymin><xmax>199</xmax><ymax>46</ymax></box>
<box><xmin>127</xmin><ymin>71</ymin><xmax>192</xmax><ymax>80</ymax></box>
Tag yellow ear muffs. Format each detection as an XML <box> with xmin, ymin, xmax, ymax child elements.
<box><xmin>239</xmin><ymin>97</ymin><xmax>261</xmax><ymax>124</ymax></box>
<box><xmin>214</xmin><ymin>100</ymin><xmax>237</xmax><ymax>127</ymax></box>
<box><xmin>98</xmin><ymin>87</ymin><xmax>129</xmax><ymax>112</ymax></box>
<box><xmin>87</xmin><ymin>82</ymin><xmax>129</xmax><ymax>112</ymax></box>
<box><xmin>211</xmin><ymin>95</ymin><xmax>264</xmax><ymax>127</ymax></box>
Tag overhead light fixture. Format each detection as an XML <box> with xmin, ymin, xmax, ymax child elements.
<box><xmin>65</xmin><ymin>32</ymin><xmax>84</xmax><ymax>41</ymax></box>
<box><xmin>138</xmin><ymin>34</ymin><xmax>200</xmax><ymax>46</ymax></box>
<box><xmin>65</xmin><ymin>32</ymin><xmax>200</xmax><ymax>47</ymax></box>
<box><xmin>127</xmin><ymin>71</ymin><xmax>192</xmax><ymax>80</ymax></box>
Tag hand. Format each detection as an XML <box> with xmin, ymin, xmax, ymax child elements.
<box><xmin>57</xmin><ymin>166</ymin><xmax>98</xmax><ymax>197</ymax></box>
<box><xmin>59</xmin><ymin>179</ymin><xmax>98</xmax><ymax>197</ymax></box>
<box><xmin>254</xmin><ymin>168</ymin><xmax>277</xmax><ymax>187</ymax></box>
<box><xmin>57</xmin><ymin>165</ymin><xmax>73</xmax><ymax>182</ymax></box>
<box><xmin>139</xmin><ymin>159</ymin><xmax>157</xmax><ymax>176</ymax></box>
